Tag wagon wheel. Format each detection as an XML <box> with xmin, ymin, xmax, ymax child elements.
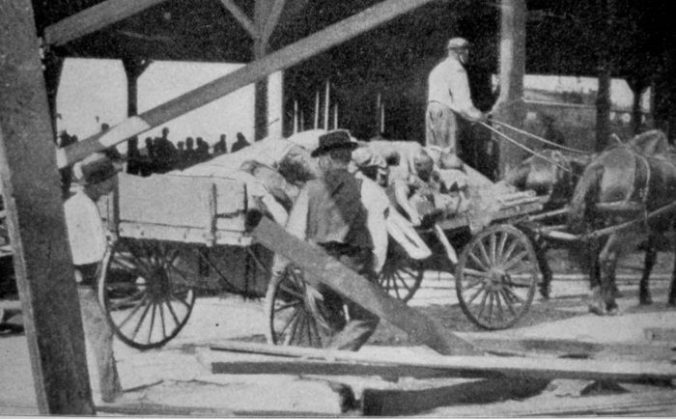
<box><xmin>265</xmin><ymin>265</ymin><xmax>344</xmax><ymax>347</ymax></box>
<box><xmin>377</xmin><ymin>241</ymin><xmax>425</xmax><ymax>302</ymax></box>
<box><xmin>99</xmin><ymin>238</ymin><xmax>196</xmax><ymax>350</ymax></box>
<box><xmin>456</xmin><ymin>224</ymin><xmax>538</xmax><ymax>330</ymax></box>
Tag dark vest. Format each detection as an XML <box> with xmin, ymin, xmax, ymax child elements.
<box><xmin>306</xmin><ymin>169</ymin><xmax>372</xmax><ymax>250</ymax></box>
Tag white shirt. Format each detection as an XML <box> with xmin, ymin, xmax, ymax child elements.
<box><xmin>427</xmin><ymin>56</ymin><xmax>482</xmax><ymax>121</ymax></box>
<box><xmin>63</xmin><ymin>187</ymin><xmax>107</xmax><ymax>265</ymax></box>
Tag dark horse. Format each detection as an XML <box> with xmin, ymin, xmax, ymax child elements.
<box><xmin>568</xmin><ymin>130</ymin><xmax>676</xmax><ymax>314</ymax></box>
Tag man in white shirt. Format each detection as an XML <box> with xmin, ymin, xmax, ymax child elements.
<box><xmin>426</xmin><ymin>37</ymin><xmax>487</xmax><ymax>157</ymax></box>
<box><xmin>64</xmin><ymin>152</ymin><xmax>122</xmax><ymax>403</ymax></box>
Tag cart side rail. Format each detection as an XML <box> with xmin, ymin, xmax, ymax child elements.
<box><xmin>99</xmin><ymin>173</ymin><xmax>251</xmax><ymax>246</ymax></box>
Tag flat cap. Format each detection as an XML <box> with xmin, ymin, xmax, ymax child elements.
<box><xmin>447</xmin><ymin>37</ymin><xmax>470</xmax><ymax>50</ymax></box>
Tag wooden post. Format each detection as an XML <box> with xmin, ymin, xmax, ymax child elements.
<box><xmin>0</xmin><ymin>0</ymin><xmax>94</xmax><ymax>414</ymax></box>
<box><xmin>314</xmin><ymin>90</ymin><xmax>320</xmax><ymax>129</ymax></box>
<box><xmin>324</xmin><ymin>80</ymin><xmax>330</xmax><ymax>130</ymax></box>
<box><xmin>491</xmin><ymin>0</ymin><xmax>527</xmax><ymax>177</ymax></box>
<box><xmin>595</xmin><ymin>0</ymin><xmax>615</xmax><ymax>151</ymax></box>
<box><xmin>42</xmin><ymin>51</ymin><xmax>64</xmax><ymax>135</ymax></box>
<box><xmin>122</xmin><ymin>57</ymin><xmax>151</xmax><ymax>118</ymax></box>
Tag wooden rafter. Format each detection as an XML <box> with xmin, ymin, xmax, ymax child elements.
<box><xmin>261</xmin><ymin>0</ymin><xmax>286</xmax><ymax>44</ymax></box>
<box><xmin>58</xmin><ymin>0</ymin><xmax>440</xmax><ymax>168</ymax></box>
<box><xmin>43</xmin><ymin>0</ymin><xmax>170</xmax><ymax>46</ymax></box>
<box><xmin>219</xmin><ymin>0</ymin><xmax>259</xmax><ymax>39</ymax></box>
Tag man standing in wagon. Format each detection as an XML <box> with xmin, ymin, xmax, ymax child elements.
<box><xmin>426</xmin><ymin>37</ymin><xmax>487</xmax><ymax>163</ymax></box>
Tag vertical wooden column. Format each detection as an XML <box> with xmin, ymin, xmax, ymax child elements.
<box><xmin>43</xmin><ymin>50</ymin><xmax>64</xmax><ymax>137</ymax></box>
<box><xmin>253</xmin><ymin>1</ymin><xmax>272</xmax><ymax>141</ymax></box>
<box><xmin>0</xmin><ymin>0</ymin><xmax>94</xmax><ymax>414</ymax></box>
<box><xmin>492</xmin><ymin>0</ymin><xmax>526</xmax><ymax>176</ymax></box>
<box><xmin>122</xmin><ymin>57</ymin><xmax>150</xmax><ymax>117</ymax></box>
<box><xmin>595</xmin><ymin>0</ymin><xmax>614</xmax><ymax>151</ymax></box>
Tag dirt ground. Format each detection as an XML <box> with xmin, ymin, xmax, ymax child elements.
<box><xmin>1</xmin><ymin>248</ymin><xmax>676</xmax><ymax>416</ymax></box>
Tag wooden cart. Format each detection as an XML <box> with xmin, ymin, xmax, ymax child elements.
<box><xmin>373</xmin><ymin>190</ymin><xmax>550</xmax><ymax>330</ymax></box>
<box><xmin>97</xmin><ymin>172</ymin><xmax>266</xmax><ymax>350</ymax></box>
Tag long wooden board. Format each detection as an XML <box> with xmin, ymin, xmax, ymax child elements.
<box><xmin>249</xmin><ymin>216</ymin><xmax>480</xmax><ymax>356</ymax></box>
<box><xmin>211</xmin><ymin>340</ymin><xmax>676</xmax><ymax>382</ymax></box>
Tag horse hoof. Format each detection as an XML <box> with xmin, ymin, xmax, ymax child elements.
<box><xmin>588</xmin><ymin>304</ymin><xmax>606</xmax><ymax>316</ymax></box>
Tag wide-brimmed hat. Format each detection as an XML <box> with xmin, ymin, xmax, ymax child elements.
<box><xmin>311</xmin><ymin>130</ymin><xmax>358</xmax><ymax>157</ymax></box>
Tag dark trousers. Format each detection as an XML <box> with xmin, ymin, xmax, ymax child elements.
<box><xmin>77</xmin><ymin>263</ymin><xmax>122</xmax><ymax>402</ymax></box>
<box><xmin>317</xmin><ymin>243</ymin><xmax>380</xmax><ymax>351</ymax></box>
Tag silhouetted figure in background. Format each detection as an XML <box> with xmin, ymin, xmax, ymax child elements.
<box><xmin>214</xmin><ymin>134</ymin><xmax>227</xmax><ymax>155</ymax></box>
<box><xmin>231</xmin><ymin>132</ymin><xmax>249</xmax><ymax>153</ymax></box>
<box><xmin>176</xmin><ymin>141</ymin><xmax>186</xmax><ymax>170</ymax></box>
<box><xmin>154</xmin><ymin>127</ymin><xmax>178</xmax><ymax>173</ymax></box>
<box><xmin>195</xmin><ymin>137</ymin><xmax>210</xmax><ymax>162</ymax></box>
<box><xmin>142</xmin><ymin>137</ymin><xmax>156</xmax><ymax>176</ymax></box>
<box><xmin>184</xmin><ymin>137</ymin><xmax>197</xmax><ymax>168</ymax></box>
<box><xmin>127</xmin><ymin>137</ymin><xmax>142</xmax><ymax>175</ymax></box>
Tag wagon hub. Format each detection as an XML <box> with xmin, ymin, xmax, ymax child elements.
<box><xmin>148</xmin><ymin>268</ymin><xmax>171</xmax><ymax>301</ymax></box>
<box><xmin>487</xmin><ymin>269</ymin><xmax>506</xmax><ymax>291</ymax></box>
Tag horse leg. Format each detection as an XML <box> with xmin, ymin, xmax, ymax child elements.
<box><xmin>640</xmin><ymin>240</ymin><xmax>656</xmax><ymax>305</ymax></box>
<box><xmin>593</xmin><ymin>235</ymin><xmax>620</xmax><ymax>315</ymax></box>
<box><xmin>670</xmin><ymin>234</ymin><xmax>676</xmax><ymax>306</ymax></box>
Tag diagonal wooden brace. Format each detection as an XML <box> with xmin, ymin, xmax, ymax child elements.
<box><xmin>249</xmin><ymin>215</ymin><xmax>480</xmax><ymax>356</ymax></box>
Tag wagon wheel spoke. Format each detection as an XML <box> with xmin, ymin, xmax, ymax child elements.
<box><xmin>475</xmin><ymin>289</ymin><xmax>490</xmax><ymax>319</ymax></box>
<box><xmin>278</xmin><ymin>282</ymin><xmax>305</xmax><ymax>301</ymax></box>
<box><xmin>502</xmin><ymin>250</ymin><xmax>529</xmax><ymax>271</ymax></box>
<box><xmin>466</xmin><ymin>282</ymin><xmax>488</xmax><ymax>305</ymax></box>
<box><xmin>494</xmin><ymin>290</ymin><xmax>505</xmax><ymax>321</ymax></box>
<box><xmin>502</xmin><ymin>285</ymin><xmax>526</xmax><ymax>304</ymax></box>
<box><xmin>147</xmin><ymin>303</ymin><xmax>157</xmax><ymax>342</ymax></box>
<box><xmin>158</xmin><ymin>303</ymin><xmax>168</xmax><ymax>340</ymax></box>
<box><xmin>477</xmin><ymin>239</ymin><xmax>491</xmax><ymax>267</ymax></box>
<box><xmin>393</xmin><ymin>270</ymin><xmax>413</xmax><ymax>291</ymax></box>
<box><xmin>499</xmin><ymin>288</ymin><xmax>518</xmax><ymax>316</ymax></box>
<box><xmin>463</xmin><ymin>268</ymin><xmax>491</xmax><ymax>279</ymax></box>
<box><xmin>499</xmin><ymin>238</ymin><xmax>520</xmax><ymax>267</ymax></box>
<box><xmin>117</xmin><ymin>294</ymin><xmax>150</xmax><ymax>330</ymax></box>
<box><xmin>497</xmin><ymin>232</ymin><xmax>508</xmax><ymax>262</ymax></box>
<box><xmin>486</xmin><ymin>292</ymin><xmax>495</xmax><ymax>323</ymax></box>
<box><xmin>469</xmin><ymin>251</ymin><xmax>489</xmax><ymax>271</ymax></box>
<box><xmin>489</xmin><ymin>233</ymin><xmax>497</xmax><ymax>265</ymax></box>
<box><xmin>130</xmin><ymin>298</ymin><xmax>154</xmax><ymax>340</ymax></box>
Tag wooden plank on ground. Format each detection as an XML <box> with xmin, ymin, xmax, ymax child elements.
<box><xmin>469</xmin><ymin>336</ymin><xmax>676</xmax><ymax>362</ymax></box>
<box><xmin>0</xmin><ymin>0</ymin><xmax>94</xmax><ymax>414</ymax></box>
<box><xmin>43</xmin><ymin>0</ymin><xmax>169</xmax><ymax>46</ymax></box>
<box><xmin>210</xmin><ymin>340</ymin><xmax>676</xmax><ymax>382</ymax></box>
<box><xmin>423</xmin><ymin>389</ymin><xmax>676</xmax><ymax>417</ymax></box>
<box><xmin>57</xmin><ymin>0</ymin><xmax>439</xmax><ymax>168</ymax></box>
<box><xmin>249</xmin><ymin>217</ymin><xmax>479</xmax><ymax>356</ymax></box>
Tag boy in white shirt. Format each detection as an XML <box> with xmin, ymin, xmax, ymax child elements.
<box><xmin>64</xmin><ymin>152</ymin><xmax>122</xmax><ymax>403</ymax></box>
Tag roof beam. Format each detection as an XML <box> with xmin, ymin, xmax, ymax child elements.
<box><xmin>261</xmin><ymin>0</ymin><xmax>287</xmax><ymax>45</ymax></box>
<box><xmin>44</xmin><ymin>0</ymin><xmax>170</xmax><ymax>47</ymax></box>
<box><xmin>219</xmin><ymin>0</ymin><xmax>259</xmax><ymax>40</ymax></box>
<box><xmin>57</xmin><ymin>0</ymin><xmax>439</xmax><ymax>168</ymax></box>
